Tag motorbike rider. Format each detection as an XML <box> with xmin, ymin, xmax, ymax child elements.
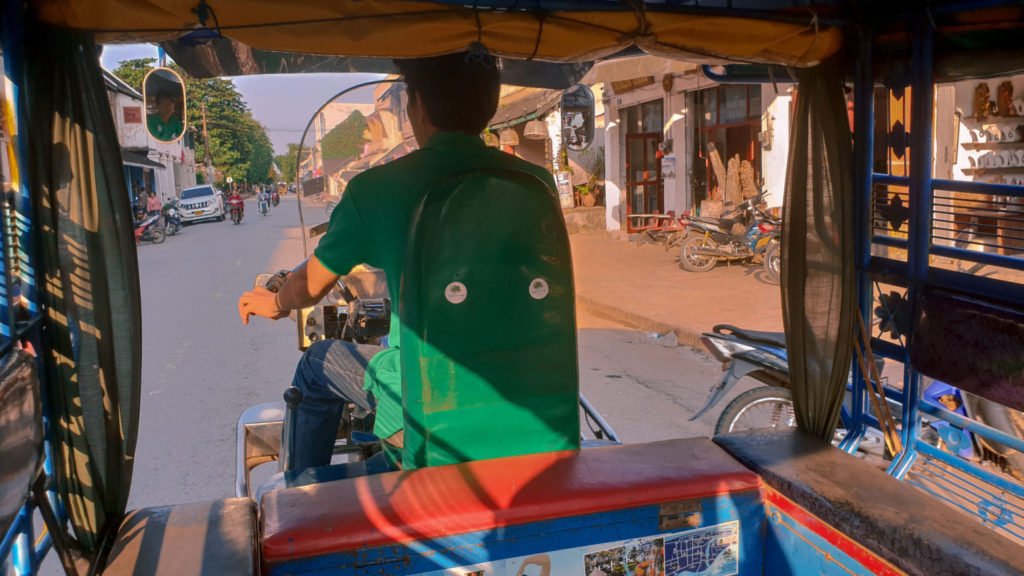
<box><xmin>258</xmin><ymin>188</ymin><xmax>270</xmax><ymax>214</ymax></box>
<box><xmin>226</xmin><ymin>188</ymin><xmax>245</xmax><ymax>217</ymax></box>
<box><xmin>237</xmin><ymin>50</ymin><xmax>557</xmax><ymax>472</ymax></box>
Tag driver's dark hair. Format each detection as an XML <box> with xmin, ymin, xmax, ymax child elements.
<box><xmin>395</xmin><ymin>52</ymin><xmax>500</xmax><ymax>135</ymax></box>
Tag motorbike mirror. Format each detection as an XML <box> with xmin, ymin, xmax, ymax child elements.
<box><xmin>560</xmin><ymin>84</ymin><xmax>596</xmax><ymax>152</ymax></box>
<box><xmin>253</xmin><ymin>273</ymin><xmax>274</xmax><ymax>290</ymax></box>
<box><xmin>309</xmin><ymin>221</ymin><xmax>329</xmax><ymax>239</ymax></box>
<box><xmin>142</xmin><ymin>67</ymin><xmax>187</xmax><ymax>143</ymax></box>
<box><xmin>294</xmin><ymin>79</ymin><xmax>397</xmax><ymax>258</ymax></box>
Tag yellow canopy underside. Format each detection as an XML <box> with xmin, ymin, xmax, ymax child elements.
<box><xmin>36</xmin><ymin>1</ymin><xmax>841</xmax><ymax>67</ymax></box>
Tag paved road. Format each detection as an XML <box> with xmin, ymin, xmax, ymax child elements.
<box><xmin>127</xmin><ymin>195</ymin><xmax>749</xmax><ymax>510</ymax></box>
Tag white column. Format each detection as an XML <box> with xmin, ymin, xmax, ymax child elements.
<box><xmin>604</xmin><ymin>105</ymin><xmax>622</xmax><ymax>231</ymax></box>
<box><xmin>760</xmin><ymin>84</ymin><xmax>793</xmax><ymax>210</ymax></box>
<box><xmin>664</xmin><ymin>91</ymin><xmax>688</xmax><ymax>215</ymax></box>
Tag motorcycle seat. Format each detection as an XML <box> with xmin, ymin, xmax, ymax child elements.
<box><xmin>713</xmin><ymin>324</ymin><xmax>786</xmax><ymax>348</ymax></box>
<box><xmin>691</xmin><ymin>215</ymin><xmax>741</xmax><ymax>230</ymax></box>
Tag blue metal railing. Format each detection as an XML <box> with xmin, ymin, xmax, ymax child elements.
<box><xmin>854</xmin><ymin>11</ymin><xmax>1024</xmax><ymax>536</ymax></box>
<box><xmin>0</xmin><ymin>5</ymin><xmax>62</xmax><ymax>572</ymax></box>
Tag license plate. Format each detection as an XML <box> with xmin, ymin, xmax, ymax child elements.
<box><xmin>195</xmin><ymin>210</ymin><xmax>205</xmax><ymax>215</ymax></box>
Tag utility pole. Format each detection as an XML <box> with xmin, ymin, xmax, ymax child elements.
<box><xmin>200</xmin><ymin>102</ymin><xmax>214</xmax><ymax>184</ymax></box>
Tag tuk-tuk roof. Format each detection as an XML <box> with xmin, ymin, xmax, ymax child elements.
<box><xmin>36</xmin><ymin>0</ymin><xmax>843</xmax><ymax>68</ymax></box>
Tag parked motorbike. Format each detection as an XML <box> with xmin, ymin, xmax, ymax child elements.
<box><xmin>163</xmin><ymin>204</ymin><xmax>182</xmax><ymax>236</ymax></box>
<box><xmin>227</xmin><ymin>197</ymin><xmax>244</xmax><ymax>225</ymax></box>
<box><xmin>679</xmin><ymin>192</ymin><xmax>780</xmax><ymax>279</ymax></box>
<box><xmin>134</xmin><ymin>212</ymin><xmax>166</xmax><ymax>244</ymax></box>
<box><xmin>693</xmin><ymin>324</ymin><xmax>1024</xmax><ymax>478</ymax></box>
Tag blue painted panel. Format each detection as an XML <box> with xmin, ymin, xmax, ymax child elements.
<box><xmin>269</xmin><ymin>491</ymin><xmax>764</xmax><ymax>576</ymax></box>
<box><xmin>762</xmin><ymin>508</ymin><xmax>879</xmax><ymax>576</ymax></box>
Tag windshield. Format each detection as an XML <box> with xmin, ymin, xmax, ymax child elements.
<box><xmin>180</xmin><ymin>186</ymin><xmax>215</xmax><ymax>200</ymax></box>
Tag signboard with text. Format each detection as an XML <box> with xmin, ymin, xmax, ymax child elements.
<box><xmin>123</xmin><ymin>106</ymin><xmax>142</xmax><ymax>124</ymax></box>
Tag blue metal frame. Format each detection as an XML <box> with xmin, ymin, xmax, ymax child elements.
<box><xmin>0</xmin><ymin>5</ymin><xmax>64</xmax><ymax>572</ymax></box>
<box><xmin>839</xmin><ymin>25</ymin><xmax>876</xmax><ymax>456</ymax></box>
<box><xmin>850</xmin><ymin>7</ymin><xmax>1024</xmax><ymax>538</ymax></box>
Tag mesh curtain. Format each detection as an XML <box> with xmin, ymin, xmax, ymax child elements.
<box><xmin>23</xmin><ymin>24</ymin><xmax>142</xmax><ymax>557</ymax></box>
<box><xmin>781</xmin><ymin>60</ymin><xmax>856</xmax><ymax>440</ymax></box>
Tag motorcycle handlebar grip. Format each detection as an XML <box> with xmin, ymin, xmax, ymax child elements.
<box><xmin>265</xmin><ymin>271</ymin><xmax>290</xmax><ymax>293</ymax></box>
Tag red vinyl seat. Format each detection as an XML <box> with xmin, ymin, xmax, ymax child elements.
<box><xmin>261</xmin><ymin>437</ymin><xmax>760</xmax><ymax>566</ymax></box>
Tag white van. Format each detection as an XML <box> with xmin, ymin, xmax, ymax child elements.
<box><xmin>178</xmin><ymin>185</ymin><xmax>225</xmax><ymax>224</ymax></box>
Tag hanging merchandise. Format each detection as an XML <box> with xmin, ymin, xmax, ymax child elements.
<box><xmin>500</xmin><ymin>128</ymin><xmax>520</xmax><ymax>147</ymax></box>
<box><xmin>482</xmin><ymin>131</ymin><xmax>500</xmax><ymax>147</ymax></box>
<box><xmin>524</xmin><ymin>119</ymin><xmax>548</xmax><ymax>140</ymax></box>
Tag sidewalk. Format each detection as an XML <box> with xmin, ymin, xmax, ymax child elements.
<box><xmin>571</xmin><ymin>232</ymin><xmax>784</xmax><ymax>349</ymax></box>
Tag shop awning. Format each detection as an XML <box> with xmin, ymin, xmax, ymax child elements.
<box><xmin>580</xmin><ymin>55</ymin><xmax>698</xmax><ymax>85</ymax></box>
<box><xmin>121</xmin><ymin>149</ymin><xmax>164</xmax><ymax>169</ymax></box>
<box><xmin>489</xmin><ymin>89</ymin><xmax>561</xmax><ymax>130</ymax></box>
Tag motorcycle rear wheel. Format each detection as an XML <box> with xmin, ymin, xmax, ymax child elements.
<box><xmin>149</xmin><ymin>228</ymin><xmax>166</xmax><ymax>244</ymax></box>
<box><xmin>715</xmin><ymin>386</ymin><xmax>795</xmax><ymax>435</ymax></box>
<box><xmin>679</xmin><ymin>234</ymin><xmax>718</xmax><ymax>273</ymax></box>
<box><xmin>763</xmin><ymin>241</ymin><xmax>781</xmax><ymax>284</ymax></box>
<box><xmin>970</xmin><ymin>396</ymin><xmax>1024</xmax><ymax>480</ymax></box>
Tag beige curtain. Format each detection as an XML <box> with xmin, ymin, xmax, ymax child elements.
<box><xmin>25</xmin><ymin>24</ymin><xmax>142</xmax><ymax>557</ymax></box>
<box><xmin>781</xmin><ymin>60</ymin><xmax>856</xmax><ymax>440</ymax></box>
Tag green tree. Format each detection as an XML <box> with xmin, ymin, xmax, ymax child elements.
<box><xmin>112</xmin><ymin>58</ymin><xmax>154</xmax><ymax>93</ymax></box>
<box><xmin>274</xmin><ymin>143</ymin><xmax>301</xmax><ymax>182</ymax></box>
<box><xmin>320</xmin><ymin>110</ymin><xmax>368</xmax><ymax>161</ymax></box>
<box><xmin>112</xmin><ymin>59</ymin><xmax>275</xmax><ymax>186</ymax></box>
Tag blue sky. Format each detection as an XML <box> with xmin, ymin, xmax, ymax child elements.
<box><xmin>101</xmin><ymin>44</ymin><xmax>381</xmax><ymax>154</ymax></box>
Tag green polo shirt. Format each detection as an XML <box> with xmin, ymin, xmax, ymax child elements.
<box><xmin>147</xmin><ymin>113</ymin><xmax>183</xmax><ymax>141</ymax></box>
<box><xmin>314</xmin><ymin>131</ymin><xmax>556</xmax><ymax>440</ymax></box>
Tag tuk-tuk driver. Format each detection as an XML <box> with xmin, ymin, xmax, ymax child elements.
<box><xmin>237</xmin><ymin>51</ymin><xmax>557</xmax><ymax>472</ymax></box>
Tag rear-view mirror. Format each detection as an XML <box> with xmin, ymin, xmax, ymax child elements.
<box><xmin>561</xmin><ymin>84</ymin><xmax>595</xmax><ymax>151</ymax></box>
<box><xmin>143</xmin><ymin>67</ymin><xmax>187</xmax><ymax>143</ymax></box>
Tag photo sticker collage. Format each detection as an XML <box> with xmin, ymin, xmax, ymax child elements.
<box><xmin>412</xmin><ymin>521</ymin><xmax>740</xmax><ymax>576</ymax></box>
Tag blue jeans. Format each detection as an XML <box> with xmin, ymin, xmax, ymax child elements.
<box><xmin>287</xmin><ymin>340</ymin><xmax>383</xmax><ymax>471</ymax></box>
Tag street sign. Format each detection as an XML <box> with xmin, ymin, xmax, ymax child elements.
<box><xmin>226</xmin><ymin>176</ymin><xmax>233</xmax><ymax>183</ymax></box>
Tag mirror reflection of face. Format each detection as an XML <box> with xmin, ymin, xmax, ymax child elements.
<box><xmin>145</xmin><ymin>68</ymin><xmax>187</xmax><ymax>143</ymax></box>
<box><xmin>157</xmin><ymin>95</ymin><xmax>176</xmax><ymax>119</ymax></box>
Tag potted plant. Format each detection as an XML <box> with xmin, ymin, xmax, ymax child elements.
<box><xmin>574</xmin><ymin>172</ymin><xmax>600</xmax><ymax>207</ymax></box>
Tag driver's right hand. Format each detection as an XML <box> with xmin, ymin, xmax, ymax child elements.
<box><xmin>238</xmin><ymin>287</ymin><xmax>289</xmax><ymax>325</ymax></box>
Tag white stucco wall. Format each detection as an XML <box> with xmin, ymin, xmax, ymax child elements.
<box><xmin>760</xmin><ymin>84</ymin><xmax>794</xmax><ymax>211</ymax></box>
<box><xmin>111</xmin><ymin>92</ymin><xmax>148</xmax><ymax>149</ymax></box>
<box><xmin>108</xmin><ymin>84</ymin><xmax>197</xmax><ymax>203</ymax></box>
<box><xmin>151</xmin><ymin>136</ymin><xmax>197</xmax><ymax>202</ymax></box>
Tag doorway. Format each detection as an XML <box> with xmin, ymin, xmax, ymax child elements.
<box><xmin>621</xmin><ymin>99</ymin><xmax>664</xmax><ymax>231</ymax></box>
